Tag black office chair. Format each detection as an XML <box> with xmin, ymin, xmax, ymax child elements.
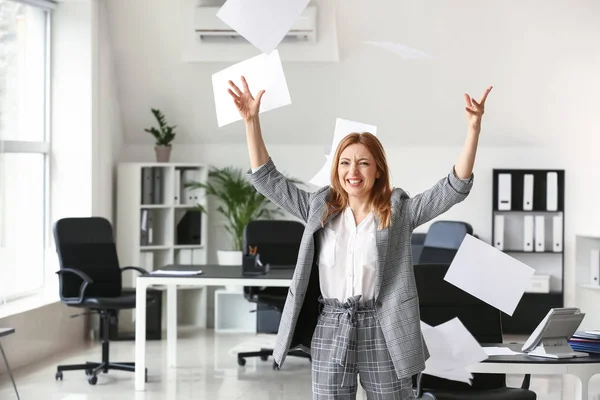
<box><xmin>237</xmin><ymin>219</ymin><xmax>311</xmax><ymax>368</ymax></box>
<box><xmin>411</xmin><ymin>232</ymin><xmax>427</xmax><ymax>263</ymax></box>
<box><xmin>418</xmin><ymin>221</ymin><xmax>473</xmax><ymax>264</ymax></box>
<box><xmin>413</xmin><ymin>263</ymin><xmax>536</xmax><ymax>400</ymax></box>
<box><xmin>53</xmin><ymin>217</ymin><xmax>151</xmax><ymax>385</ymax></box>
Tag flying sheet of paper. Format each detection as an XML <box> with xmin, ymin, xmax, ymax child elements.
<box><xmin>421</xmin><ymin>318</ymin><xmax>487</xmax><ymax>384</ymax></box>
<box><xmin>217</xmin><ymin>0</ymin><xmax>310</xmax><ymax>54</ymax></box>
<box><xmin>212</xmin><ymin>50</ymin><xmax>291</xmax><ymax>127</ymax></box>
<box><xmin>363</xmin><ymin>41</ymin><xmax>435</xmax><ymax>60</ymax></box>
<box><xmin>483</xmin><ymin>347</ymin><xmax>523</xmax><ymax>356</ymax></box>
<box><xmin>309</xmin><ymin>118</ymin><xmax>378</xmax><ymax>187</ymax></box>
<box><xmin>444</xmin><ymin>234</ymin><xmax>535</xmax><ymax>316</ymax></box>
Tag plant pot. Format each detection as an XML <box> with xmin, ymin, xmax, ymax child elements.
<box><xmin>217</xmin><ymin>250</ymin><xmax>243</xmax><ymax>292</ymax></box>
<box><xmin>155</xmin><ymin>145</ymin><xmax>172</xmax><ymax>162</ymax></box>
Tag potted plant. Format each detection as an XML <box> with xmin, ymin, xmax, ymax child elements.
<box><xmin>186</xmin><ymin>166</ymin><xmax>301</xmax><ymax>269</ymax></box>
<box><xmin>144</xmin><ymin>108</ymin><xmax>176</xmax><ymax>162</ymax></box>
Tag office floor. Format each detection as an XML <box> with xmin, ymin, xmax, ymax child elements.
<box><xmin>0</xmin><ymin>329</ymin><xmax>599</xmax><ymax>400</ymax></box>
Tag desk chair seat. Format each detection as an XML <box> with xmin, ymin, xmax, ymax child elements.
<box><xmin>63</xmin><ymin>294</ymin><xmax>139</xmax><ymax>308</ymax></box>
<box><xmin>53</xmin><ymin>217</ymin><xmax>153</xmax><ymax>386</ymax></box>
<box><xmin>419</xmin><ymin>387</ymin><xmax>536</xmax><ymax>400</ymax></box>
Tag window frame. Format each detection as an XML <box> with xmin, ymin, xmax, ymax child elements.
<box><xmin>0</xmin><ymin>0</ymin><xmax>55</xmax><ymax>303</ymax></box>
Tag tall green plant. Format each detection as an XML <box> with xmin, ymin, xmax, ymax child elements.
<box><xmin>186</xmin><ymin>166</ymin><xmax>301</xmax><ymax>252</ymax></box>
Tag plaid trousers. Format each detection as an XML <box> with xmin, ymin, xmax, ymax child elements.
<box><xmin>310</xmin><ymin>296</ymin><xmax>415</xmax><ymax>400</ymax></box>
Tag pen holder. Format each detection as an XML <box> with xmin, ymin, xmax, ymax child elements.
<box><xmin>242</xmin><ymin>253</ymin><xmax>270</xmax><ymax>276</ymax></box>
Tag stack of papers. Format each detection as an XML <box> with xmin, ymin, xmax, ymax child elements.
<box><xmin>421</xmin><ymin>319</ymin><xmax>488</xmax><ymax>384</ymax></box>
<box><xmin>309</xmin><ymin>118</ymin><xmax>378</xmax><ymax>187</ymax></box>
<box><xmin>149</xmin><ymin>269</ymin><xmax>203</xmax><ymax>276</ymax></box>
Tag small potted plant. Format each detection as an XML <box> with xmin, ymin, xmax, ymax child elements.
<box><xmin>144</xmin><ymin>108</ymin><xmax>176</xmax><ymax>162</ymax></box>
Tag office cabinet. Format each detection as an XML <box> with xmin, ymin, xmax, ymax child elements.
<box><xmin>491</xmin><ymin>169</ymin><xmax>565</xmax><ymax>334</ymax></box>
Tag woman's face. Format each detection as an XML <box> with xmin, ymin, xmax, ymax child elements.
<box><xmin>337</xmin><ymin>143</ymin><xmax>379</xmax><ymax>200</ymax></box>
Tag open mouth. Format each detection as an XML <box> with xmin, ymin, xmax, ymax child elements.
<box><xmin>346</xmin><ymin>179</ymin><xmax>363</xmax><ymax>187</ymax></box>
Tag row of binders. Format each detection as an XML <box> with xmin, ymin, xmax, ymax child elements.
<box><xmin>175</xmin><ymin>169</ymin><xmax>202</xmax><ymax>206</ymax></box>
<box><xmin>498</xmin><ymin>172</ymin><xmax>559</xmax><ymax>211</ymax></box>
<box><xmin>494</xmin><ymin>215</ymin><xmax>562</xmax><ymax>252</ymax></box>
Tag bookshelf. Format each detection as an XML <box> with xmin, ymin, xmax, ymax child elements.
<box><xmin>116</xmin><ymin>162</ymin><xmax>209</xmax><ymax>329</ymax></box>
<box><xmin>491</xmin><ymin>169</ymin><xmax>565</xmax><ymax>334</ymax></box>
<box><xmin>575</xmin><ymin>234</ymin><xmax>600</xmax><ymax>331</ymax></box>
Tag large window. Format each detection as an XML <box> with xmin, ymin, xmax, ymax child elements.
<box><xmin>0</xmin><ymin>0</ymin><xmax>53</xmax><ymax>304</ymax></box>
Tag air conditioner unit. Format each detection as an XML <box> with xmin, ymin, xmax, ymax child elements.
<box><xmin>194</xmin><ymin>5</ymin><xmax>317</xmax><ymax>44</ymax></box>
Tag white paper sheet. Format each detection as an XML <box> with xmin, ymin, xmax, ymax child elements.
<box><xmin>483</xmin><ymin>347</ymin><xmax>523</xmax><ymax>356</ymax></box>
<box><xmin>421</xmin><ymin>318</ymin><xmax>487</xmax><ymax>384</ymax></box>
<box><xmin>309</xmin><ymin>118</ymin><xmax>378</xmax><ymax>186</ymax></box>
<box><xmin>149</xmin><ymin>269</ymin><xmax>203</xmax><ymax>276</ymax></box>
<box><xmin>212</xmin><ymin>50</ymin><xmax>291</xmax><ymax>127</ymax></box>
<box><xmin>364</xmin><ymin>41</ymin><xmax>435</xmax><ymax>60</ymax></box>
<box><xmin>217</xmin><ymin>0</ymin><xmax>310</xmax><ymax>54</ymax></box>
<box><xmin>421</xmin><ymin>318</ymin><xmax>487</xmax><ymax>383</ymax></box>
<box><xmin>444</xmin><ymin>234</ymin><xmax>535</xmax><ymax>316</ymax></box>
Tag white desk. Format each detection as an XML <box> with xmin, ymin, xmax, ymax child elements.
<box><xmin>134</xmin><ymin>264</ymin><xmax>293</xmax><ymax>391</ymax></box>
<box><xmin>470</xmin><ymin>344</ymin><xmax>600</xmax><ymax>400</ymax></box>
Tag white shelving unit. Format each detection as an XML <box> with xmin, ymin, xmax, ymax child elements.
<box><xmin>116</xmin><ymin>162</ymin><xmax>209</xmax><ymax>329</ymax></box>
<box><xmin>575</xmin><ymin>234</ymin><xmax>600</xmax><ymax>330</ymax></box>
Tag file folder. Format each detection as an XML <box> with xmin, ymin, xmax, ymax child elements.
<box><xmin>552</xmin><ymin>216</ymin><xmax>562</xmax><ymax>252</ymax></box>
<box><xmin>523</xmin><ymin>215</ymin><xmax>534</xmax><ymax>252</ymax></box>
<box><xmin>141</xmin><ymin>167</ymin><xmax>153</xmax><ymax>204</ymax></box>
<box><xmin>523</xmin><ymin>174</ymin><xmax>534</xmax><ymax>211</ymax></box>
<box><xmin>494</xmin><ymin>215</ymin><xmax>504</xmax><ymax>250</ymax></box>
<box><xmin>534</xmin><ymin>215</ymin><xmax>545</xmax><ymax>252</ymax></box>
<box><xmin>591</xmin><ymin>249</ymin><xmax>600</xmax><ymax>286</ymax></box>
<box><xmin>546</xmin><ymin>172</ymin><xmax>558</xmax><ymax>211</ymax></box>
<box><xmin>498</xmin><ymin>173</ymin><xmax>512</xmax><ymax>210</ymax></box>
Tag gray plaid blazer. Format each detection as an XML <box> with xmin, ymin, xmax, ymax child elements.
<box><xmin>248</xmin><ymin>157</ymin><xmax>474</xmax><ymax>379</ymax></box>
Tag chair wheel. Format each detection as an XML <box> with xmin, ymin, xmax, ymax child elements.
<box><xmin>260</xmin><ymin>354</ymin><xmax>269</xmax><ymax>361</ymax></box>
<box><xmin>55</xmin><ymin>371</ymin><xmax>63</xmax><ymax>381</ymax></box>
<box><xmin>85</xmin><ymin>369</ymin><xmax>92</xmax><ymax>376</ymax></box>
<box><xmin>237</xmin><ymin>357</ymin><xmax>246</xmax><ymax>366</ymax></box>
<box><xmin>88</xmin><ymin>375</ymin><xmax>98</xmax><ymax>385</ymax></box>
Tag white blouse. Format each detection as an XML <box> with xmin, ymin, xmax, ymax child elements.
<box><xmin>317</xmin><ymin>206</ymin><xmax>378</xmax><ymax>302</ymax></box>
<box><xmin>251</xmin><ymin>163</ymin><xmax>378</xmax><ymax>301</ymax></box>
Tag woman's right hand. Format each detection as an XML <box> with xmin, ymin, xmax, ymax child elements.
<box><xmin>228</xmin><ymin>76</ymin><xmax>265</xmax><ymax>122</ymax></box>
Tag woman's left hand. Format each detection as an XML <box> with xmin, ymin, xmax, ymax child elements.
<box><xmin>465</xmin><ymin>86</ymin><xmax>493</xmax><ymax>127</ymax></box>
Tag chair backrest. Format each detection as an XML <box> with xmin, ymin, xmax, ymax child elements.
<box><xmin>411</xmin><ymin>232</ymin><xmax>427</xmax><ymax>263</ymax></box>
<box><xmin>414</xmin><ymin>263</ymin><xmax>506</xmax><ymax>391</ymax></box>
<box><xmin>419</xmin><ymin>221</ymin><xmax>473</xmax><ymax>264</ymax></box>
<box><xmin>53</xmin><ymin>217</ymin><xmax>123</xmax><ymax>299</ymax></box>
<box><xmin>243</xmin><ymin>220</ymin><xmax>304</xmax><ymax>266</ymax></box>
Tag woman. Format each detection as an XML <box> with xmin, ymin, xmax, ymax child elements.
<box><xmin>227</xmin><ymin>76</ymin><xmax>492</xmax><ymax>400</ymax></box>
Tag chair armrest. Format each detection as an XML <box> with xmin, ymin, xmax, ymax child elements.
<box><xmin>413</xmin><ymin>372</ymin><xmax>423</xmax><ymax>399</ymax></box>
<box><xmin>121</xmin><ymin>266</ymin><xmax>149</xmax><ymax>275</ymax></box>
<box><xmin>56</xmin><ymin>268</ymin><xmax>94</xmax><ymax>304</ymax></box>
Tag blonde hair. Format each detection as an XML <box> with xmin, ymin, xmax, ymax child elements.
<box><xmin>322</xmin><ymin>132</ymin><xmax>393</xmax><ymax>230</ymax></box>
